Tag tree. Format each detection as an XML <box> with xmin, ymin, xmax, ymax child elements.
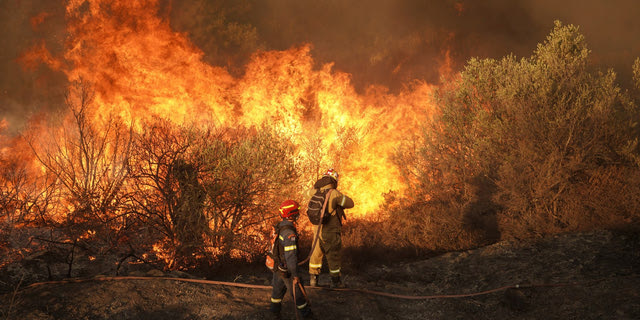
<box><xmin>0</xmin><ymin>124</ymin><xmax>49</xmax><ymax>269</ymax></box>
<box><xmin>395</xmin><ymin>21</ymin><xmax>640</xmax><ymax>244</ymax></box>
<box><xmin>200</xmin><ymin>126</ymin><xmax>299</xmax><ymax>261</ymax></box>
<box><xmin>25</xmin><ymin>80</ymin><xmax>133</xmax><ymax>277</ymax></box>
<box><xmin>127</xmin><ymin>121</ymin><xmax>299</xmax><ymax>269</ymax></box>
<box><xmin>127</xmin><ymin>117</ymin><xmax>209</xmax><ymax>269</ymax></box>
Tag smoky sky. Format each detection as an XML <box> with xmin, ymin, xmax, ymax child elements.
<box><xmin>2</xmin><ymin>0</ymin><xmax>640</xmax><ymax>133</ymax></box>
<box><xmin>237</xmin><ymin>0</ymin><xmax>640</xmax><ymax>89</ymax></box>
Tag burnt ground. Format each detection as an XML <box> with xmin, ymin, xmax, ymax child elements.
<box><xmin>1</xmin><ymin>229</ymin><xmax>639</xmax><ymax>320</ymax></box>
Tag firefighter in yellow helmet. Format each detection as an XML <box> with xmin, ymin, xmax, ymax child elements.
<box><xmin>306</xmin><ymin>168</ymin><xmax>354</xmax><ymax>288</ymax></box>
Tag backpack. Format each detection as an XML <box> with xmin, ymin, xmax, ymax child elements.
<box><xmin>306</xmin><ymin>188</ymin><xmax>333</xmax><ymax>225</ymax></box>
<box><xmin>265</xmin><ymin>224</ymin><xmax>296</xmax><ymax>271</ymax></box>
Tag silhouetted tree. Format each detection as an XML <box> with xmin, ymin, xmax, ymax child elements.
<box><xmin>127</xmin><ymin>117</ymin><xmax>210</xmax><ymax>269</ymax></box>
<box><xmin>25</xmin><ymin>80</ymin><xmax>133</xmax><ymax>277</ymax></box>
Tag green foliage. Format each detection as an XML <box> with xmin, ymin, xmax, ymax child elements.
<box><xmin>200</xmin><ymin>126</ymin><xmax>299</xmax><ymax>260</ymax></box>
<box><xmin>394</xmin><ymin>21</ymin><xmax>640</xmax><ymax>246</ymax></box>
<box><xmin>127</xmin><ymin>120</ymin><xmax>299</xmax><ymax>269</ymax></box>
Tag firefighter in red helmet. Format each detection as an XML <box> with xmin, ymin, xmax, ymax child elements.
<box><xmin>269</xmin><ymin>200</ymin><xmax>313</xmax><ymax>319</ymax></box>
<box><xmin>307</xmin><ymin>168</ymin><xmax>354</xmax><ymax>288</ymax></box>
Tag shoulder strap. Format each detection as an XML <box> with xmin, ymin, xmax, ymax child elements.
<box><xmin>298</xmin><ymin>189</ymin><xmax>333</xmax><ymax>267</ymax></box>
<box><xmin>321</xmin><ymin>189</ymin><xmax>334</xmax><ymax>217</ymax></box>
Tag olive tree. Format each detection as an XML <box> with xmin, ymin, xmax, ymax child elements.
<box><xmin>200</xmin><ymin>126</ymin><xmax>299</xmax><ymax>262</ymax></box>
<box><xmin>395</xmin><ymin>21</ymin><xmax>640</xmax><ymax>244</ymax></box>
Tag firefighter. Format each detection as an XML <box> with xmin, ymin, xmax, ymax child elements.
<box><xmin>307</xmin><ymin>168</ymin><xmax>354</xmax><ymax>288</ymax></box>
<box><xmin>269</xmin><ymin>200</ymin><xmax>313</xmax><ymax>319</ymax></box>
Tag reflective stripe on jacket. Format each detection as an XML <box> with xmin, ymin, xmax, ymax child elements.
<box><xmin>276</xmin><ymin>220</ymin><xmax>300</xmax><ymax>278</ymax></box>
<box><xmin>304</xmin><ymin>185</ymin><xmax>354</xmax><ymax>232</ymax></box>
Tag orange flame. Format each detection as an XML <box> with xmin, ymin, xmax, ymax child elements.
<box><xmin>29</xmin><ymin>12</ymin><xmax>52</xmax><ymax>30</ymax></box>
<box><xmin>454</xmin><ymin>2</ymin><xmax>465</xmax><ymax>16</ymax></box>
<box><xmin>20</xmin><ymin>0</ymin><xmax>440</xmax><ymax>218</ymax></box>
<box><xmin>17</xmin><ymin>40</ymin><xmax>63</xmax><ymax>72</ymax></box>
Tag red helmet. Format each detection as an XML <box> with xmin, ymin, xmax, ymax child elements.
<box><xmin>279</xmin><ymin>200</ymin><xmax>300</xmax><ymax>219</ymax></box>
<box><xmin>324</xmin><ymin>168</ymin><xmax>339</xmax><ymax>182</ymax></box>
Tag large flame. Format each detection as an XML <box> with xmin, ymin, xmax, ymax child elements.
<box><xmin>20</xmin><ymin>0</ymin><xmax>439</xmax><ymax>218</ymax></box>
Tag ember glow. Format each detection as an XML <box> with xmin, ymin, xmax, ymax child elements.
<box><xmin>19</xmin><ymin>0</ymin><xmax>437</xmax><ymax>217</ymax></box>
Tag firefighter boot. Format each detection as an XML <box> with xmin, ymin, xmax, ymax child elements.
<box><xmin>309</xmin><ymin>275</ymin><xmax>318</xmax><ymax>287</ymax></box>
<box><xmin>269</xmin><ymin>302</ymin><xmax>282</xmax><ymax>319</ymax></box>
<box><xmin>330</xmin><ymin>275</ymin><xmax>345</xmax><ymax>288</ymax></box>
<box><xmin>300</xmin><ymin>306</ymin><xmax>314</xmax><ymax>319</ymax></box>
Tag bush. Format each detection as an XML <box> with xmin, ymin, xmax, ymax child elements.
<box><xmin>199</xmin><ymin>126</ymin><xmax>299</xmax><ymax>263</ymax></box>
<box><xmin>392</xmin><ymin>21</ymin><xmax>640</xmax><ymax>247</ymax></box>
<box><xmin>128</xmin><ymin>120</ymin><xmax>300</xmax><ymax>269</ymax></box>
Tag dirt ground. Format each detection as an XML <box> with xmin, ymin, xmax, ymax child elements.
<box><xmin>2</xmin><ymin>229</ymin><xmax>639</xmax><ymax>320</ymax></box>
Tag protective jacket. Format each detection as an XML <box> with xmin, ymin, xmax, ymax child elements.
<box><xmin>304</xmin><ymin>176</ymin><xmax>354</xmax><ymax>233</ymax></box>
<box><xmin>270</xmin><ymin>219</ymin><xmax>310</xmax><ymax>316</ymax></box>
<box><xmin>306</xmin><ymin>176</ymin><xmax>354</xmax><ymax>278</ymax></box>
<box><xmin>274</xmin><ymin>219</ymin><xmax>300</xmax><ymax>278</ymax></box>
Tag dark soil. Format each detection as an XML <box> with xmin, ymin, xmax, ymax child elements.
<box><xmin>2</xmin><ymin>229</ymin><xmax>639</xmax><ymax>319</ymax></box>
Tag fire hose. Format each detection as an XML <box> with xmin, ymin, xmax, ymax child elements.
<box><xmin>297</xmin><ymin>189</ymin><xmax>333</xmax><ymax>266</ymax></box>
<box><xmin>21</xmin><ymin>273</ymin><xmax>639</xmax><ymax>300</ymax></box>
<box><xmin>264</xmin><ymin>189</ymin><xmax>331</xmax><ymax>267</ymax></box>
<box><xmin>291</xmin><ymin>277</ymin><xmax>310</xmax><ymax>320</ymax></box>
<box><xmin>16</xmin><ymin>199</ymin><xmax>639</xmax><ymax>303</ymax></box>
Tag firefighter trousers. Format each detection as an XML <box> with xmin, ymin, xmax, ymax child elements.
<box><xmin>308</xmin><ymin>226</ymin><xmax>342</xmax><ymax>278</ymax></box>
<box><xmin>270</xmin><ymin>271</ymin><xmax>309</xmax><ymax>312</ymax></box>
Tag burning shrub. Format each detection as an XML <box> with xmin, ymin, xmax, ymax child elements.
<box><xmin>2</xmin><ymin>87</ymin><xmax>300</xmax><ymax>277</ymax></box>
<box><xmin>16</xmin><ymin>80</ymin><xmax>134</xmax><ymax>278</ymax></box>
<box><xmin>127</xmin><ymin>120</ymin><xmax>299</xmax><ymax>270</ymax></box>
<box><xmin>126</xmin><ymin>117</ymin><xmax>211</xmax><ymax>269</ymax></box>
<box><xmin>200</xmin><ymin>126</ymin><xmax>299</xmax><ymax>263</ymax></box>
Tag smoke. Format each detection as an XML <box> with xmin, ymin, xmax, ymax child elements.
<box><xmin>0</xmin><ymin>0</ymin><xmax>66</xmax><ymax>133</ymax></box>
<box><xmin>235</xmin><ymin>0</ymin><xmax>639</xmax><ymax>90</ymax></box>
<box><xmin>2</xmin><ymin>0</ymin><xmax>640</xmax><ymax>133</ymax></box>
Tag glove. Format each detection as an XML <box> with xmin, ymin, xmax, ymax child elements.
<box><xmin>292</xmin><ymin>276</ymin><xmax>300</xmax><ymax>285</ymax></box>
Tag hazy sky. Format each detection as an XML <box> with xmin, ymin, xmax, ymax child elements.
<box><xmin>2</xmin><ymin>0</ymin><xmax>639</xmax><ymax>132</ymax></box>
